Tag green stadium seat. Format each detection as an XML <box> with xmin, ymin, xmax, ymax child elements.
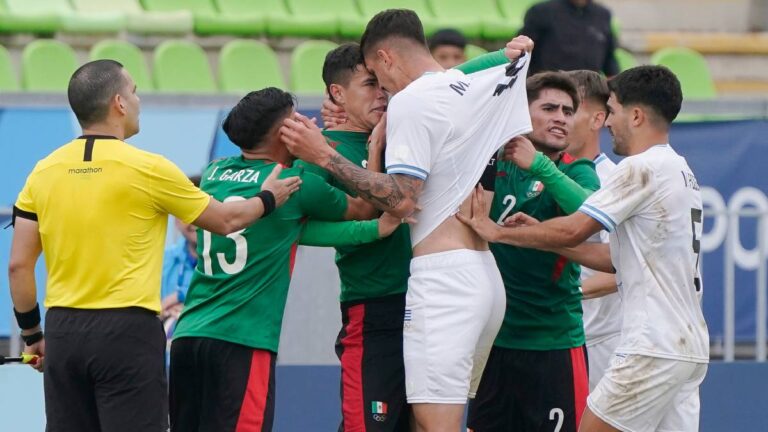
<box><xmin>22</xmin><ymin>40</ymin><xmax>78</xmax><ymax>92</ymax></box>
<box><xmin>650</xmin><ymin>47</ymin><xmax>717</xmax><ymax>100</ymax></box>
<box><xmin>153</xmin><ymin>40</ymin><xmax>217</xmax><ymax>93</ymax></box>
<box><xmin>219</xmin><ymin>40</ymin><xmax>286</xmax><ymax>93</ymax></box>
<box><xmin>427</xmin><ymin>0</ymin><xmax>499</xmax><ymax>39</ymax></box>
<box><xmin>614</xmin><ymin>47</ymin><xmax>638</xmax><ymax>72</ymax></box>
<box><xmin>0</xmin><ymin>45</ymin><xmax>19</xmax><ymax>91</ymax></box>
<box><xmin>465</xmin><ymin>44</ymin><xmax>488</xmax><ymax>60</ymax></box>
<box><xmin>0</xmin><ymin>0</ymin><xmax>61</xmax><ymax>34</ymax></box>
<box><xmin>7</xmin><ymin>0</ymin><xmax>125</xmax><ymax>34</ymax></box>
<box><xmin>282</xmin><ymin>0</ymin><xmax>366</xmax><ymax>39</ymax></box>
<box><xmin>357</xmin><ymin>0</ymin><xmax>458</xmax><ymax>37</ymax></box>
<box><xmin>90</xmin><ymin>40</ymin><xmax>154</xmax><ymax>92</ymax></box>
<box><xmin>72</xmin><ymin>0</ymin><xmax>193</xmax><ymax>35</ymax></box>
<box><xmin>141</xmin><ymin>0</ymin><xmax>262</xmax><ymax>35</ymax></box>
<box><xmin>290</xmin><ymin>40</ymin><xmax>338</xmax><ymax>95</ymax></box>
<box><xmin>224</xmin><ymin>0</ymin><xmax>336</xmax><ymax>38</ymax></box>
<box><xmin>498</xmin><ymin>0</ymin><xmax>542</xmax><ymax>34</ymax></box>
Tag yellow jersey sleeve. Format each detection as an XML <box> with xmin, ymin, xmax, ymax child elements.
<box><xmin>15</xmin><ymin>171</ymin><xmax>37</xmax><ymax>215</ymax></box>
<box><xmin>149</xmin><ymin>156</ymin><xmax>211</xmax><ymax>223</ymax></box>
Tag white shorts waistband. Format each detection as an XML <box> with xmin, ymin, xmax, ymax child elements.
<box><xmin>411</xmin><ymin>249</ymin><xmax>496</xmax><ymax>272</ymax></box>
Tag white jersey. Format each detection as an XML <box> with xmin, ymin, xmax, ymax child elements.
<box><xmin>385</xmin><ymin>56</ymin><xmax>532</xmax><ymax>246</ymax></box>
<box><xmin>579</xmin><ymin>144</ymin><xmax>709</xmax><ymax>363</ymax></box>
<box><xmin>581</xmin><ymin>153</ymin><xmax>622</xmax><ymax>344</ymax></box>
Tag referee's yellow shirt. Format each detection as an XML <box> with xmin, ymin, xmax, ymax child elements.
<box><xmin>14</xmin><ymin>135</ymin><xmax>211</xmax><ymax>313</ymax></box>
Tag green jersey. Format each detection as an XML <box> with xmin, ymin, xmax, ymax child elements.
<box><xmin>491</xmin><ymin>153</ymin><xmax>600</xmax><ymax>350</ymax></box>
<box><xmin>297</xmin><ymin>130</ymin><xmax>411</xmax><ymax>303</ymax></box>
<box><xmin>173</xmin><ymin>157</ymin><xmax>348</xmax><ymax>352</ymax></box>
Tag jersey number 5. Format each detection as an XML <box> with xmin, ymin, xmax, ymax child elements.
<box><xmin>691</xmin><ymin>207</ymin><xmax>702</xmax><ymax>291</ymax></box>
<box><xmin>201</xmin><ymin>196</ymin><xmax>248</xmax><ymax>275</ymax></box>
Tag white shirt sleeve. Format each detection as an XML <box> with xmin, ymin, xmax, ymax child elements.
<box><xmin>579</xmin><ymin>157</ymin><xmax>655</xmax><ymax>232</ymax></box>
<box><xmin>384</xmin><ymin>91</ymin><xmax>450</xmax><ymax>180</ymax></box>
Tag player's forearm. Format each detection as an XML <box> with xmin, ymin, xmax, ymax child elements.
<box><xmin>554</xmin><ymin>242</ymin><xmax>614</xmax><ymax>274</ymax></box>
<box><xmin>299</xmin><ymin>220</ymin><xmax>380</xmax><ymax>247</ymax></box>
<box><xmin>493</xmin><ymin>216</ymin><xmax>584</xmax><ymax>249</ymax></box>
<box><xmin>455</xmin><ymin>49</ymin><xmax>508</xmax><ymax>74</ymax></box>
<box><xmin>324</xmin><ymin>153</ymin><xmax>416</xmax><ymax>217</ymax></box>
<box><xmin>197</xmin><ymin>197</ymin><xmax>265</xmax><ymax>235</ymax></box>
<box><xmin>9</xmin><ymin>264</ymin><xmax>38</xmax><ymax>315</ymax></box>
<box><xmin>581</xmin><ymin>271</ymin><xmax>618</xmax><ymax>299</ymax></box>
<box><xmin>529</xmin><ymin>153</ymin><xmax>593</xmax><ymax>214</ymax></box>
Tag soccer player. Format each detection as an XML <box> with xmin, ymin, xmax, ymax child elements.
<box><xmin>464</xmin><ymin>71</ymin><xmax>600</xmax><ymax>432</ymax></box>
<box><xmin>8</xmin><ymin>60</ymin><xmax>300</xmax><ymax>432</ymax></box>
<box><xmin>280</xmin><ymin>9</ymin><xmax>534</xmax><ymax>431</ymax></box>
<box><xmin>459</xmin><ymin>65</ymin><xmax>709</xmax><ymax>432</ymax></box>
<box><xmin>564</xmin><ymin>69</ymin><xmax>621</xmax><ymax>390</ymax></box>
<box><xmin>169</xmin><ymin>87</ymin><xmax>401</xmax><ymax>432</ymax></box>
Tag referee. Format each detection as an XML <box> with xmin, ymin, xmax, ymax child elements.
<box><xmin>7</xmin><ymin>60</ymin><xmax>300</xmax><ymax>432</ymax></box>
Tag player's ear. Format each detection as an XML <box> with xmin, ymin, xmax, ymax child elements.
<box><xmin>592</xmin><ymin>110</ymin><xmax>606</xmax><ymax>131</ymax></box>
<box><xmin>329</xmin><ymin>83</ymin><xmax>345</xmax><ymax>106</ymax></box>
<box><xmin>114</xmin><ymin>93</ymin><xmax>126</xmax><ymax>115</ymax></box>
<box><xmin>631</xmin><ymin>106</ymin><xmax>644</xmax><ymax>127</ymax></box>
<box><xmin>377</xmin><ymin>49</ymin><xmax>391</xmax><ymax>69</ymax></box>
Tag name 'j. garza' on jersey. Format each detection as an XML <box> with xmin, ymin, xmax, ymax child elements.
<box><xmin>384</xmin><ymin>54</ymin><xmax>533</xmax><ymax>246</ymax></box>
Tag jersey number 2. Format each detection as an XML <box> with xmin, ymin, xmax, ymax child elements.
<box><xmin>201</xmin><ymin>196</ymin><xmax>248</xmax><ymax>275</ymax></box>
<box><xmin>496</xmin><ymin>194</ymin><xmax>517</xmax><ymax>225</ymax></box>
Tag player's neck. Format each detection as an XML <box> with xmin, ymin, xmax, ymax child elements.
<box><xmin>241</xmin><ymin>146</ymin><xmax>291</xmax><ymax>165</ymax></box>
<box><xmin>81</xmin><ymin>124</ymin><xmax>124</xmax><ymax>140</ymax></box>
<box><xmin>572</xmin><ymin>138</ymin><xmax>601</xmax><ymax>160</ymax></box>
<box><xmin>397</xmin><ymin>55</ymin><xmax>444</xmax><ymax>92</ymax></box>
<box><xmin>630</xmin><ymin>130</ymin><xmax>670</xmax><ymax>155</ymax></box>
<box><xmin>330</xmin><ymin>117</ymin><xmax>370</xmax><ymax>133</ymax></box>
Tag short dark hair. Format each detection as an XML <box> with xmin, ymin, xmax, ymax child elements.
<box><xmin>526</xmin><ymin>71</ymin><xmax>580</xmax><ymax>112</ymax></box>
<box><xmin>222</xmin><ymin>87</ymin><xmax>295</xmax><ymax>151</ymax></box>
<box><xmin>188</xmin><ymin>175</ymin><xmax>201</xmax><ymax>187</ymax></box>
<box><xmin>68</xmin><ymin>59</ymin><xmax>127</xmax><ymax>128</ymax></box>
<box><xmin>565</xmin><ymin>70</ymin><xmax>608</xmax><ymax>111</ymax></box>
<box><xmin>429</xmin><ymin>28</ymin><xmax>467</xmax><ymax>51</ymax></box>
<box><xmin>360</xmin><ymin>9</ymin><xmax>427</xmax><ymax>57</ymax></box>
<box><xmin>608</xmin><ymin>65</ymin><xmax>682</xmax><ymax>126</ymax></box>
<box><xmin>323</xmin><ymin>43</ymin><xmax>363</xmax><ymax>104</ymax></box>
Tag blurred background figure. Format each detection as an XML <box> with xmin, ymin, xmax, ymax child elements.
<box><xmin>161</xmin><ymin>175</ymin><xmax>201</xmax><ymax>340</ymax></box>
<box><xmin>520</xmin><ymin>0</ymin><xmax>619</xmax><ymax>76</ymax></box>
<box><xmin>429</xmin><ymin>28</ymin><xmax>468</xmax><ymax>69</ymax></box>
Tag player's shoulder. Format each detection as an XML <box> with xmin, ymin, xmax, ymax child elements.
<box><xmin>560</xmin><ymin>153</ymin><xmax>596</xmax><ymax>169</ymax></box>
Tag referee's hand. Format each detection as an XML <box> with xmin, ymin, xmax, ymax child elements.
<box><xmin>261</xmin><ymin>165</ymin><xmax>302</xmax><ymax>208</ymax></box>
<box><xmin>23</xmin><ymin>338</ymin><xmax>45</xmax><ymax>373</ymax></box>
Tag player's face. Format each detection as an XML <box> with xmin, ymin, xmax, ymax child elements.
<box><xmin>431</xmin><ymin>45</ymin><xmax>466</xmax><ymax>69</ymax></box>
<box><xmin>119</xmin><ymin>69</ymin><xmax>140</xmax><ymax>139</ymax></box>
<box><xmin>605</xmin><ymin>93</ymin><xmax>630</xmax><ymax>156</ymax></box>
<box><xmin>340</xmin><ymin>66</ymin><xmax>388</xmax><ymax>131</ymax></box>
<box><xmin>567</xmin><ymin>99</ymin><xmax>602</xmax><ymax>157</ymax></box>
<box><xmin>527</xmin><ymin>88</ymin><xmax>575</xmax><ymax>153</ymax></box>
<box><xmin>364</xmin><ymin>51</ymin><xmax>396</xmax><ymax>95</ymax></box>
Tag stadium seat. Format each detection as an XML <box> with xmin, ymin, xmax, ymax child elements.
<box><xmin>291</xmin><ymin>40</ymin><xmax>338</xmax><ymax>95</ymax></box>
<box><xmin>614</xmin><ymin>47</ymin><xmax>638</xmax><ymax>72</ymax></box>
<box><xmin>141</xmin><ymin>0</ymin><xmax>263</xmax><ymax>35</ymax></box>
<box><xmin>219</xmin><ymin>40</ymin><xmax>286</xmax><ymax>93</ymax></box>
<box><xmin>0</xmin><ymin>0</ymin><xmax>61</xmax><ymax>34</ymax></box>
<box><xmin>153</xmin><ymin>41</ymin><xmax>217</xmax><ymax>93</ymax></box>
<box><xmin>72</xmin><ymin>0</ymin><xmax>193</xmax><ymax>35</ymax></box>
<box><xmin>90</xmin><ymin>40</ymin><xmax>154</xmax><ymax>92</ymax></box>
<box><xmin>0</xmin><ymin>45</ymin><xmax>18</xmax><ymax>91</ymax></box>
<box><xmin>282</xmin><ymin>0</ymin><xmax>366</xmax><ymax>39</ymax></box>
<box><xmin>7</xmin><ymin>0</ymin><xmax>125</xmax><ymax>34</ymax></box>
<box><xmin>357</xmin><ymin>0</ymin><xmax>451</xmax><ymax>36</ymax></box>
<box><xmin>650</xmin><ymin>47</ymin><xmax>717</xmax><ymax>100</ymax></box>
<box><xmin>427</xmin><ymin>0</ymin><xmax>509</xmax><ymax>39</ymax></box>
<box><xmin>465</xmin><ymin>44</ymin><xmax>488</xmax><ymax>60</ymax></box>
<box><xmin>22</xmin><ymin>40</ymin><xmax>78</xmax><ymax>92</ymax></box>
<box><xmin>231</xmin><ymin>0</ymin><xmax>336</xmax><ymax>38</ymax></box>
<box><xmin>497</xmin><ymin>0</ymin><xmax>542</xmax><ymax>33</ymax></box>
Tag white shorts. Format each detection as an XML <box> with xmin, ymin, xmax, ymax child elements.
<box><xmin>403</xmin><ymin>249</ymin><xmax>505</xmax><ymax>404</ymax></box>
<box><xmin>588</xmin><ymin>354</ymin><xmax>708</xmax><ymax>432</ymax></box>
<box><xmin>586</xmin><ymin>333</ymin><xmax>621</xmax><ymax>391</ymax></box>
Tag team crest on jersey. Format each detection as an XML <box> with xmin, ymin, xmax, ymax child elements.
<box><xmin>371</xmin><ymin>401</ymin><xmax>388</xmax><ymax>422</ymax></box>
<box><xmin>526</xmin><ymin>181</ymin><xmax>544</xmax><ymax>198</ymax></box>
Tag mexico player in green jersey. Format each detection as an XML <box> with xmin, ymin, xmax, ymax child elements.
<box><xmin>299</xmin><ymin>43</ymin><xmax>515</xmax><ymax>432</ymax></box>
<box><xmin>169</xmin><ymin>88</ymin><xmax>403</xmax><ymax>432</ymax></box>
<box><xmin>464</xmin><ymin>72</ymin><xmax>600</xmax><ymax>432</ymax></box>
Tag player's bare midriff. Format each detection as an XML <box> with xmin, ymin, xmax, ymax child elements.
<box><xmin>412</xmin><ymin>193</ymin><xmax>489</xmax><ymax>257</ymax></box>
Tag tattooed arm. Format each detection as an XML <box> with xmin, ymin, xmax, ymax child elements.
<box><xmin>280</xmin><ymin>112</ymin><xmax>422</xmax><ymax>217</ymax></box>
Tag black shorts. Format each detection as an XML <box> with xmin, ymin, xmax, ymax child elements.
<box><xmin>44</xmin><ymin>307</ymin><xmax>168</xmax><ymax>432</ymax></box>
<box><xmin>335</xmin><ymin>293</ymin><xmax>410</xmax><ymax>432</ymax></box>
<box><xmin>169</xmin><ymin>337</ymin><xmax>276</xmax><ymax>432</ymax></box>
<box><xmin>467</xmin><ymin>345</ymin><xmax>589</xmax><ymax>432</ymax></box>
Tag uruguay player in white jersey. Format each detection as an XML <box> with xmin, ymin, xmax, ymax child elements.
<box><xmin>280</xmin><ymin>9</ymin><xmax>533</xmax><ymax>432</ymax></box>
<box><xmin>458</xmin><ymin>65</ymin><xmax>709</xmax><ymax>432</ymax></box>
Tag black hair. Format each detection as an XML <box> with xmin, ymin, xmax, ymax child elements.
<box><xmin>68</xmin><ymin>59</ymin><xmax>127</xmax><ymax>128</ymax></box>
<box><xmin>360</xmin><ymin>9</ymin><xmax>427</xmax><ymax>56</ymax></box>
<box><xmin>608</xmin><ymin>65</ymin><xmax>682</xmax><ymax>126</ymax></box>
<box><xmin>429</xmin><ymin>28</ymin><xmax>467</xmax><ymax>51</ymax></box>
<box><xmin>323</xmin><ymin>43</ymin><xmax>363</xmax><ymax>104</ymax></box>
<box><xmin>188</xmin><ymin>175</ymin><xmax>201</xmax><ymax>187</ymax></box>
<box><xmin>222</xmin><ymin>87</ymin><xmax>295</xmax><ymax>151</ymax></box>
<box><xmin>526</xmin><ymin>71</ymin><xmax>580</xmax><ymax>112</ymax></box>
<box><xmin>565</xmin><ymin>70</ymin><xmax>609</xmax><ymax>111</ymax></box>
